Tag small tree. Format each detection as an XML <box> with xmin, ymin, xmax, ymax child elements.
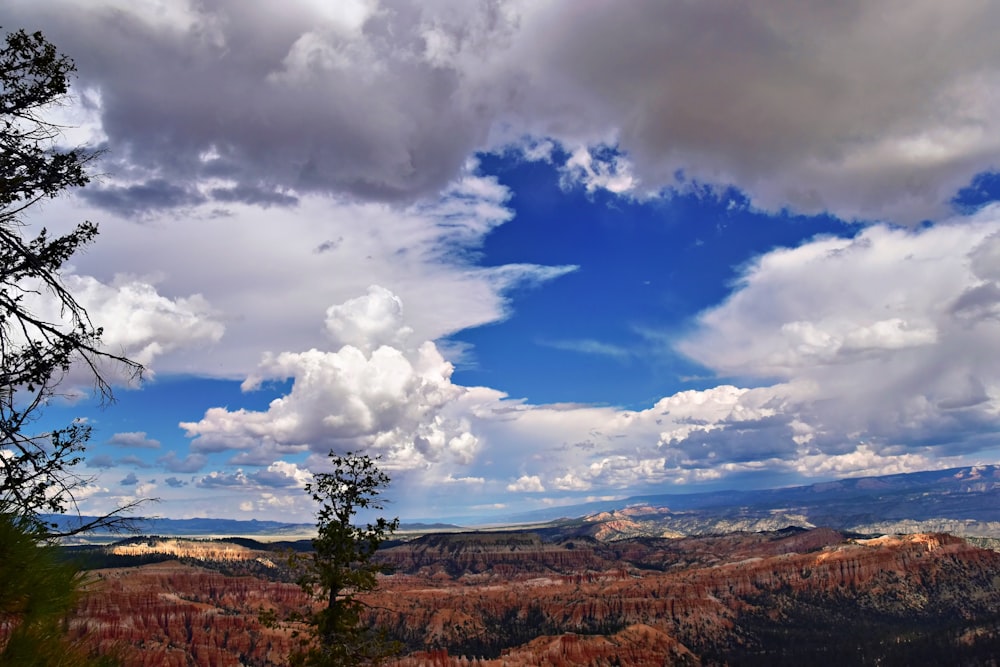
<box><xmin>293</xmin><ymin>451</ymin><xmax>400</xmax><ymax>666</ymax></box>
<box><xmin>0</xmin><ymin>27</ymin><xmax>143</xmax><ymax>535</ymax></box>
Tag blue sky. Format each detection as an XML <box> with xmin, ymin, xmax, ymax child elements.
<box><xmin>451</xmin><ymin>153</ymin><xmax>854</xmax><ymax>408</ymax></box>
<box><xmin>8</xmin><ymin>0</ymin><xmax>1000</xmax><ymax>522</ymax></box>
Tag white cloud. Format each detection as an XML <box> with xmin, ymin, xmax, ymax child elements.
<box><xmin>676</xmin><ymin>212</ymin><xmax>1000</xmax><ymax>461</ymax></box>
<box><xmin>133</xmin><ymin>481</ymin><xmax>157</xmax><ymax>497</ymax></box>
<box><xmin>791</xmin><ymin>444</ymin><xmax>940</xmax><ymax>479</ymax></box>
<box><xmin>54</xmin><ymin>207</ymin><xmax>1000</xmax><ymax>518</ymax></box>
<box><xmin>252</xmin><ymin>460</ymin><xmax>313</xmax><ymax>488</ymax></box>
<box><xmin>13</xmin><ymin>272</ymin><xmax>224</xmax><ymax>388</ymax></box>
<box><xmin>561</xmin><ymin>146</ymin><xmax>638</xmax><ymax>195</ymax></box>
<box><xmin>678</xmin><ymin>221</ymin><xmax>997</xmax><ymax>377</ymax></box>
<box><xmin>68</xmin><ymin>275</ymin><xmax>225</xmax><ymax>369</ymax></box>
<box><xmin>47</xmin><ymin>275</ymin><xmax>222</xmax><ymax>373</ymax></box>
<box><xmin>20</xmin><ymin>168</ymin><xmax>571</xmax><ymax>381</ymax></box>
<box><xmin>324</xmin><ymin>285</ymin><xmax>412</xmax><ymax>353</ymax></box>
<box><xmin>404</xmin><ymin>214</ymin><xmax>1000</xmax><ymax>503</ymax></box>
<box><xmin>551</xmin><ymin>472</ymin><xmax>590</xmax><ymax>491</ymax></box>
<box><xmin>507</xmin><ymin>475</ymin><xmax>545</xmax><ymax>493</ymax></box>
<box><xmin>442</xmin><ymin>474</ymin><xmax>485</xmax><ymax>485</ymax></box>
<box><xmin>182</xmin><ymin>288</ymin><xmax>480</xmax><ymax>471</ymax></box>
<box><xmin>67</xmin><ymin>483</ymin><xmax>106</xmax><ymax>501</ymax></box>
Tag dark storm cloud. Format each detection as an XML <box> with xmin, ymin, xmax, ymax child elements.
<box><xmin>8</xmin><ymin>0</ymin><xmax>483</xmax><ymax>212</ymax></box>
<box><xmin>80</xmin><ymin>179</ymin><xmax>206</xmax><ymax>215</ymax></box>
<box><xmin>13</xmin><ymin>0</ymin><xmax>1000</xmax><ymax>221</ymax></box>
<box><xmin>673</xmin><ymin>415</ymin><xmax>801</xmax><ymax>466</ymax></box>
<box><xmin>209</xmin><ymin>184</ymin><xmax>298</xmax><ymax>208</ymax></box>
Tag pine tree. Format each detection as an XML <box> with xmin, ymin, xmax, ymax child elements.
<box><xmin>0</xmin><ymin>27</ymin><xmax>142</xmax><ymax>534</ymax></box>
<box><xmin>292</xmin><ymin>451</ymin><xmax>400</xmax><ymax>666</ymax></box>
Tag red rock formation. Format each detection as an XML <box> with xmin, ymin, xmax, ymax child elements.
<box><xmin>396</xmin><ymin>625</ymin><xmax>699</xmax><ymax>666</ymax></box>
<box><xmin>69</xmin><ymin>562</ymin><xmax>310</xmax><ymax>666</ymax></box>
<box><xmin>65</xmin><ymin>530</ymin><xmax>1000</xmax><ymax>666</ymax></box>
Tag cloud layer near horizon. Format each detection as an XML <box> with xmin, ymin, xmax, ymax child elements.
<box><xmin>9</xmin><ymin>0</ymin><xmax>1000</xmax><ymax>223</ymax></box>
<box><xmin>169</xmin><ymin>211</ymin><xmax>1000</xmax><ymax>516</ymax></box>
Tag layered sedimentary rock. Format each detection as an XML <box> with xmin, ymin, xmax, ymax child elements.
<box><xmin>397</xmin><ymin>625</ymin><xmax>699</xmax><ymax>667</ymax></box>
<box><xmin>70</xmin><ymin>562</ymin><xmax>308</xmax><ymax>667</ymax></box>
<box><xmin>67</xmin><ymin>529</ymin><xmax>1000</xmax><ymax>666</ymax></box>
<box><xmin>375</xmin><ymin>529</ymin><xmax>1000</xmax><ymax>663</ymax></box>
<box><xmin>109</xmin><ymin>538</ymin><xmax>273</xmax><ymax>564</ymax></box>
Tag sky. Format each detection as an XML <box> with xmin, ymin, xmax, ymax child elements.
<box><xmin>5</xmin><ymin>0</ymin><xmax>1000</xmax><ymax>523</ymax></box>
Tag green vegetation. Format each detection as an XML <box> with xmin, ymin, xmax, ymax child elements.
<box><xmin>287</xmin><ymin>451</ymin><xmax>401</xmax><ymax>666</ymax></box>
<box><xmin>0</xmin><ymin>514</ymin><xmax>119</xmax><ymax>665</ymax></box>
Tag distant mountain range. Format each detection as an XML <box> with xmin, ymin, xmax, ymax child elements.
<box><xmin>43</xmin><ymin>514</ymin><xmax>463</xmax><ymax>540</ymax></box>
<box><xmin>42</xmin><ymin>515</ymin><xmax>316</xmax><ymax>539</ymax></box>
<box><xmin>45</xmin><ymin>464</ymin><xmax>1000</xmax><ymax>539</ymax></box>
<box><xmin>514</xmin><ymin>464</ymin><xmax>1000</xmax><ymax>538</ymax></box>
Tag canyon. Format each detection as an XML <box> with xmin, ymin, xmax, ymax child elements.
<box><xmin>59</xmin><ymin>525</ymin><xmax>1000</xmax><ymax>666</ymax></box>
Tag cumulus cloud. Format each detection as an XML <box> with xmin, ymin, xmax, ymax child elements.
<box><xmin>250</xmin><ymin>461</ymin><xmax>313</xmax><ymax>488</ymax></box>
<box><xmin>182</xmin><ymin>288</ymin><xmax>480</xmax><ymax>471</ymax></box>
<box><xmin>11</xmin><ymin>0</ymin><xmax>1000</xmax><ymax>222</ymax></box>
<box><xmin>507</xmin><ymin>475</ymin><xmax>545</xmax><ymax>493</ymax></box>
<box><xmin>561</xmin><ymin>146</ymin><xmax>637</xmax><ymax>196</ymax></box>
<box><xmin>120</xmin><ymin>472</ymin><xmax>139</xmax><ymax>486</ymax></box>
<box><xmin>676</xmin><ymin>212</ymin><xmax>1000</xmax><ymax>462</ymax></box>
<box><xmin>65</xmin><ymin>275</ymin><xmax>225</xmax><ymax>370</ymax></box>
<box><xmin>324</xmin><ymin>285</ymin><xmax>412</xmax><ymax>353</ymax></box>
<box><xmin>24</xmin><ymin>273</ymin><xmax>225</xmax><ymax>381</ymax></box>
<box><xmin>15</xmin><ymin>1</ymin><xmax>1000</xmax><ymax>519</ymax></box>
<box><xmin>66</xmin><ymin>212</ymin><xmax>1000</xmax><ymax>515</ymax></box>
<box><xmin>10</xmin><ymin>271</ymin><xmax>225</xmax><ymax>393</ymax></box>
<box><xmin>432</xmin><ymin>214</ymin><xmax>1000</xmax><ymax>500</ymax></box>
